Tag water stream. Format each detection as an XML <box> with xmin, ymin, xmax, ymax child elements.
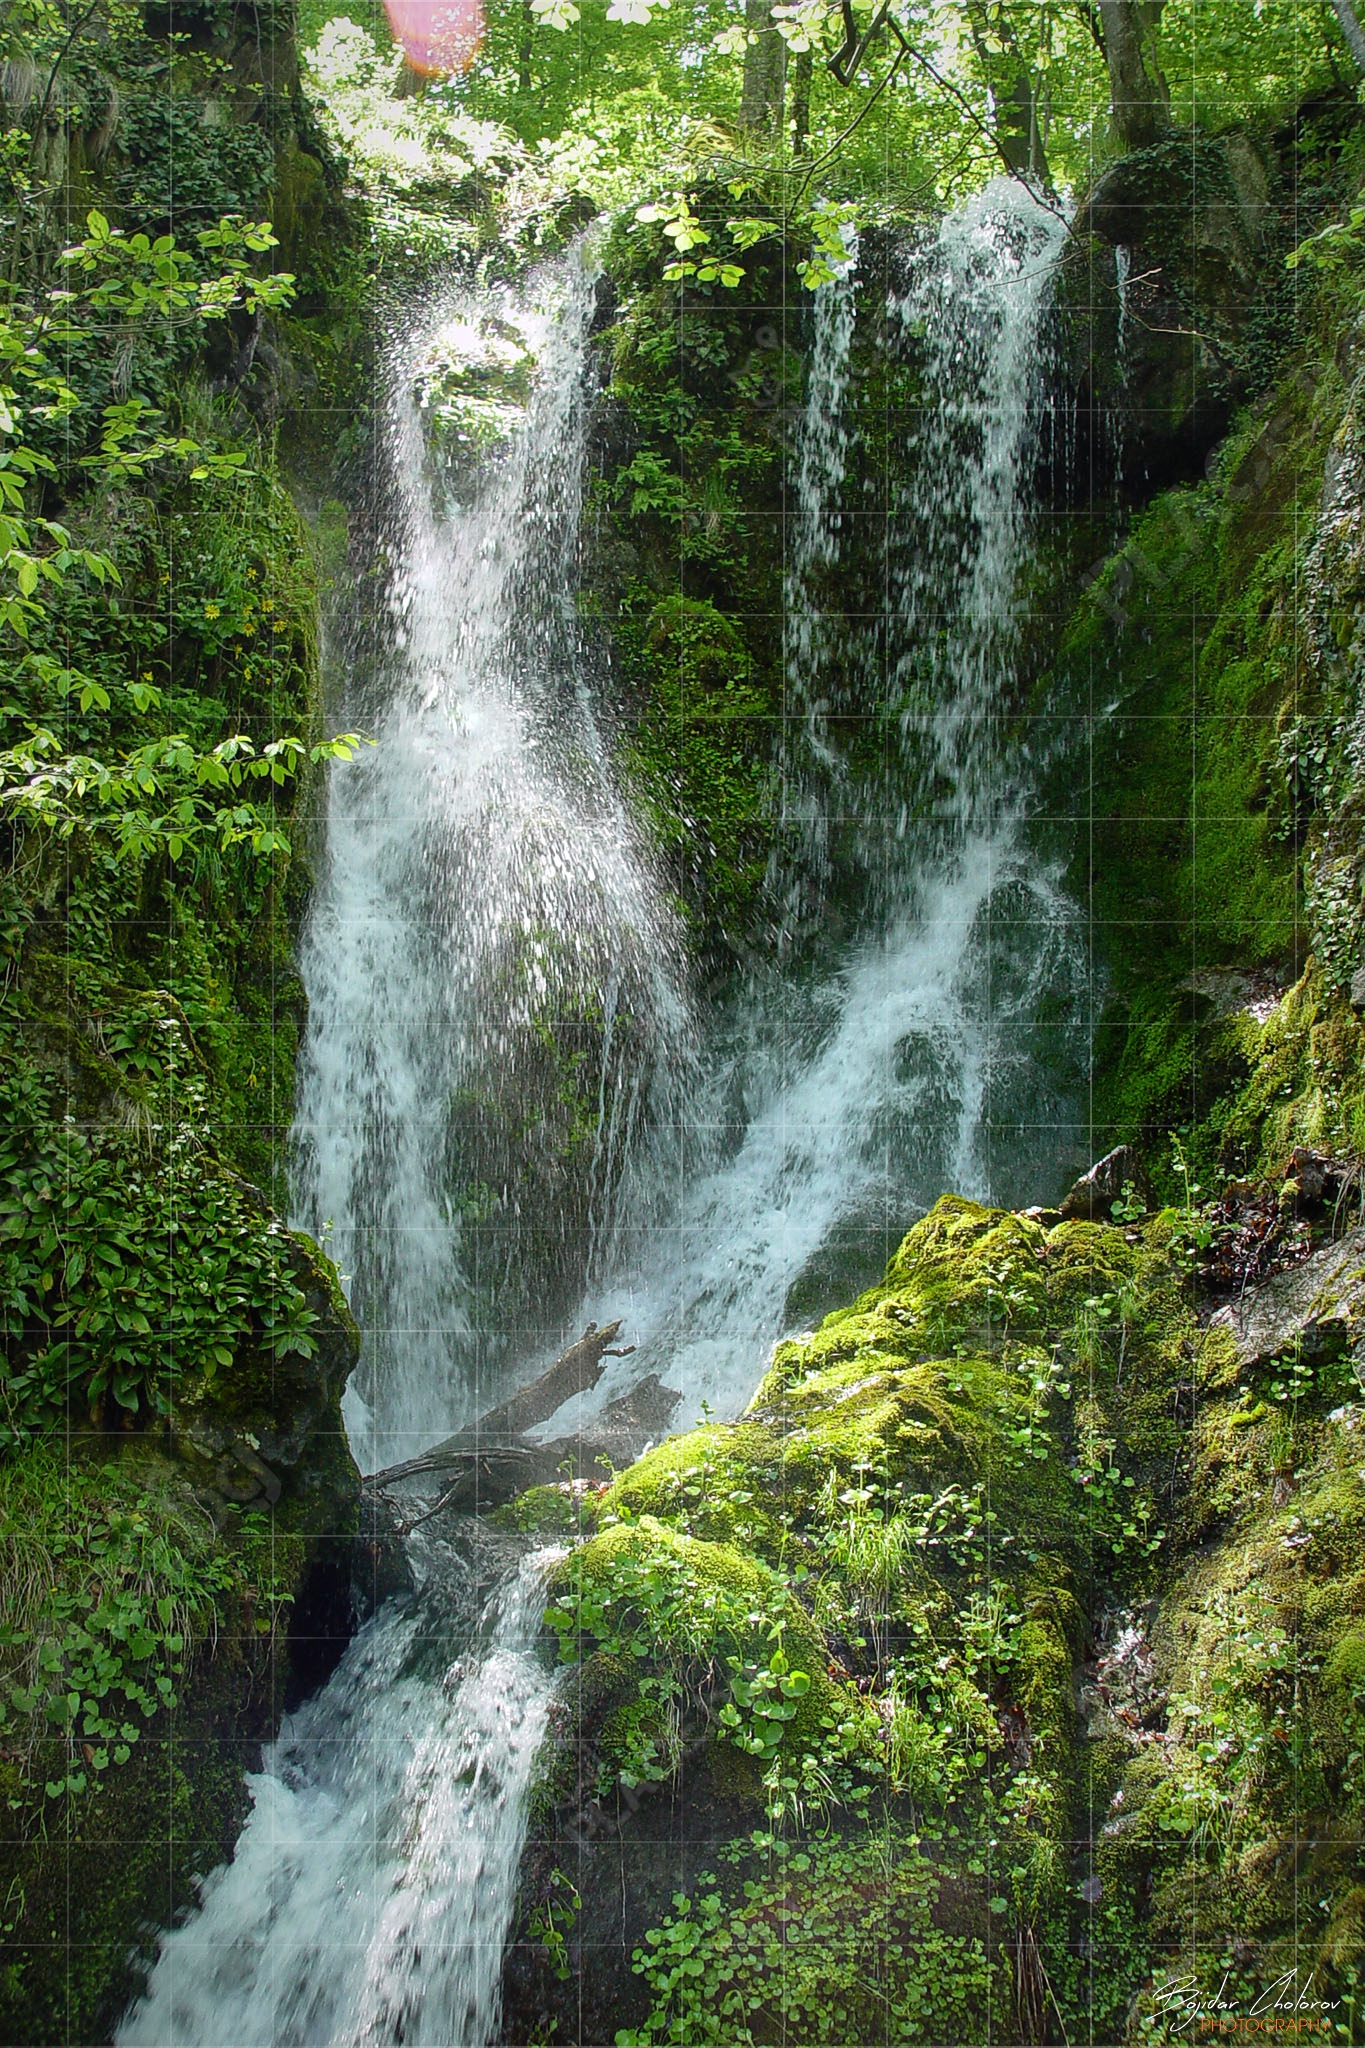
<box><xmin>289</xmin><ymin>256</ymin><xmax>693</xmax><ymax>1476</ymax></box>
<box><xmin>563</xmin><ymin>182</ymin><xmax>1087</xmax><ymax>1430</ymax></box>
<box><xmin>119</xmin><ymin>183</ymin><xmax>1091</xmax><ymax>2046</ymax></box>
<box><xmin>119</xmin><ymin>1542</ymin><xmax>561</xmax><ymax>2048</ymax></box>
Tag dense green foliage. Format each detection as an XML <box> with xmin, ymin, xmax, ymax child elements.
<box><xmin>0</xmin><ymin>1446</ymin><xmax>297</xmax><ymax>1798</ymax></box>
<box><xmin>0</xmin><ymin>1061</ymin><xmax>322</xmax><ymax>1444</ymax></box>
<box><xmin>0</xmin><ymin>4</ymin><xmax>368</xmax><ymax>2033</ymax></box>
<box><xmin>305</xmin><ymin>0</ymin><xmax>1361</xmax><ymax>218</ymax></box>
<box><xmin>618</xmin><ymin>1831</ymin><xmax>997</xmax><ymax>2046</ymax></box>
<box><xmin>0</xmin><ymin>1442</ymin><xmax>309</xmax><ymax>2036</ymax></box>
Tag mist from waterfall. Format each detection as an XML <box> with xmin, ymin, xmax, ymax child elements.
<box><xmin>563</xmin><ymin>182</ymin><xmax>1089</xmax><ymax>1432</ymax></box>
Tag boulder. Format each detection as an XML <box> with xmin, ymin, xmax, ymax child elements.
<box><xmin>1209</xmin><ymin>1224</ymin><xmax>1365</xmax><ymax>1369</ymax></box>
<box><xmin>1054</xmin><ymin>132</ymin><xmax>1271</xmax><ymax>491</ymax></box>
<box><xmin>169</xmin><ymin>1223</ymin><xmax>360</xmax><ymax>1530</ymax></box>
<box><xmin>1058</xmin><ymin>1145</ymin><xmax>1152</xmax><ymax>1222</ymax></box>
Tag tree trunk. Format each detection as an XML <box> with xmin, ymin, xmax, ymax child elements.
<box><xmin>740</xmin><ymin>0</ymin><xmax>787</xmax><ymax>134</ymax></box>
<box><xmin>790</xmin><ymin>46</ymin><xmax>813</xmax><ymax>153</ymax></box>
<box><xmin>517</xmin><ymin>0</ymin><xmax>533</xmax><ymax>94</ymax></box>
<box><xmin>1099</xmin><ymin>0</ymin><xmax>1172</xmax><ymax>150</ymax></box>
<box><xmin>1330</xmin><ymin>0</ymin><xmax>1365</xmax><ymax>73</ymax></box>
<box><xmin>964</xmin><ymin>0</ymin><xmax>1052</xmax><ymax>188</ymax></box>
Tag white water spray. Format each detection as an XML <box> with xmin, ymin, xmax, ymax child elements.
<box><xmin>291</xmin><ymin>255</ymin><xmax>692</xmax><ymax>1476</ymax></box>
<box><xmin>561</xmin><ymin>183</ymin><xmax>1086</xmax><ymax>1430</ymax></box>
<box><xmin>118</xmin><ymin>1544</ymin><xmax>562</xmax><ymax>2048</ymax></box>
<box><xmin>119</xmin><ymin>254</ymin><xmax>692</xmax><ymax>2048</ymax></box>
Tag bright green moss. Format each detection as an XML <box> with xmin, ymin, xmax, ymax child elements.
<box><xmin>1323</xmin><ymin>1627</ymin><xmax>1365</xmax><ymax>1702</ymax></box>
<box><xmin>1038</xmin><ymin>355</ymin><xmax>1343</xmax><ymax>1162</ymax></box>
<box><xmin>531</xmin><ymin>1191</ymin><xmax>1206</xmax><ymax>2044</ymax></box>
<box><xmin>1208</xmin><ymin>963</ymin><xmax>1365</xmax><ymax>1174</ymax></box>
<box><xmin>551</xmin><ymin>1516</ymin><xmax>846</xmax><ymax>1751</ymax></box>
<box><xmin>1099</xmin><ymin>1422</ymin><xmax>1365</xmax><ymax>2027</ymax></box>
<box><xmin>601</xmin><ymin>1422</ymin><xmax>789</xmax><ymax>1552</ymax></box>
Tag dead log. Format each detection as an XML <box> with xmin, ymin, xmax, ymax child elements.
<box><xmin>475</xmin><ymin>1320</ymin><xmax>633</xmax><ymax>1439</ymax></box>
<box><xmin>388</xmin><ymin>1374</ymin><xmax>683</xmax><ymax>1524</ymax></box>
<box><xmin>365</xmin><ymin>1441</ymin><xmax>535</xmax><ymax>1490</ymax></box>
<box><xmin>365</xmin><ymin>1322</ymin><xmax>634</xmax><ymax>1493</ymax></box>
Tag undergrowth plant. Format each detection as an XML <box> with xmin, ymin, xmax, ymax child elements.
<box><xmin>545</xmin><ymin>1527</ymin><xmax>818</xmax><ymax>1785</ymax></box>
<box><xmin>615</xmin><ymin>1830</ymin><xmax>997</xmax><ymax>2048</ymax></box>
<box><xmin>0</xmin><ymin>1447</ymin><xmax>294</xmax><ymax>1798</ymax></box>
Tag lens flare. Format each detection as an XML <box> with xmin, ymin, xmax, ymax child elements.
<box><xmin>383</xmin><ymin>0</ymin><xmax>484</xmax><ymax>75</ymax></box>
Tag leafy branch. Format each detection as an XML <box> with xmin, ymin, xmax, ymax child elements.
<box><xmin>0</xmin><ymin>728</ymin><xmax>367</xmax><ymax>862</ymax></box>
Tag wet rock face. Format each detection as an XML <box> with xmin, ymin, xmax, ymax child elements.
<box><xmin>503</xmin><ymin>1709</ymin><xmax>757</xmax><ymax>2048</ymax></box>
<box><xmin>413</xmin><ymin>309</ymin><xmax>537</xmax><ymax>504</ymax></box>
<box><xmin>1055</xmin><ymin>133</ymin><xmax>1271</xmax><ymax>492</ymax></box>
<box><xmin>1058</xmin><ymin>1143</ymin><xmax>1151</xmax><ymax>1220</ymax></box>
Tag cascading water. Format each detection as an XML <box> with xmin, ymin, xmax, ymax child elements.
<box><xmin>119</xmin><ymin>184</ymin><xmax>1093</xmax><ymax>2048</ymax></box>
<box><xmin>785</xmin><ymin>223</ymin><xmax>859</xmax><ymax>814</ymax></box>
<box><xmin>291</xmin><ymin>253</ymin><xmax>693</xmax><ymax>1477</ymax></box>
<box><xmin>118</xmin><ymin>1540</ymin><xmax>562</xmax><ymax>2048</ymax></box>
<box><xmin>562</xmin><ymin>182</ymin><xmax>1091</xmax><ymax>1430</ymax></box>
<box><xmin>118</xmin><ymin>251</ymin><xmax>691</xmax><ymax>2048</ymax></box>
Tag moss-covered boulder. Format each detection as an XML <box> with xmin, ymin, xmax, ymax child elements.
<box><xmin>502</xmin><ymin>1194</ymin><xmax>1212</xmax><ymax>2044</ymax></box>
<box><xmin>502</xmin><ymin>1165</ymin><xmax>1365</xmax><ymax>2042</ymax></box>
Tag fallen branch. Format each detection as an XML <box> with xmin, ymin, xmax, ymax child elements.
<box><xmin>364</xmin><ymin>1321</ymin><xmax>634</xmax><ymax>1493</ymax></box>
<box><xmin>366</xmin><ymin>1442</ymin><xmax>535</xmax><ymax>1491</ymax></box>
<box><xmin>475</xmin><ymin>1320</ymin><xmax>634</xmax><ymax>1440</ymax></box>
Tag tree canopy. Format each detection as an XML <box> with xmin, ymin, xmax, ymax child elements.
<box><xmin>312</xmin><ymin>0</ymin><xmax>1365</xmax><ymax>212</ymax></box>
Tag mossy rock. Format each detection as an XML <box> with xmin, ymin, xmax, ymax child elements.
<box><xmin>550</xmin><ymin>1516</ymin><xmax>848</xmax><ymax>1757</ymax></box>
<box><xmin>0</xmin><ymin>1443</ymin><xmax>344</xmax><ymax>2045</ymax></box>
<box><xmin>1323</xmin><ymin>1626</ymin><xmax>1365</xmax><ymax>1703</ymax></box>
<box><xmin>1100</xmin><ymin>1420</ymin><xmax>1365</xmax><ymax>2024</ymax></box>
<box><xmin>505</xmin><ymin>1165</ymin><xmax>1362</xmax><ymax>2045</ymax></box>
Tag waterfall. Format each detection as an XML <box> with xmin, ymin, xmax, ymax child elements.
<box><xmin>118</xmin><ymin>183</ymin><xmax>1092</xmax><ymax>2048</ymax></box>
<box><xmin>887</xmin><ymin>182</ymin><xmax>1069</xmax><ymax>818</ymax></box>
<box><xmin>119</xmin><ymin>252</ymin><xmax>693</xmax><ymax>2048</ymax></box>
<box><xmin>290</xmin><ymin>252</ymin><xmax>693</xmax><ymax>1476</ymax></box>
<box><xmin>787</xmin><ymin>228</ymin><xmax>859</xmax><ymax>722</ymax></box>
<box><xmin>559</xmin><ymin>181</ymin><xmax>1089</xmax><ymax>1431</ymax></box>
